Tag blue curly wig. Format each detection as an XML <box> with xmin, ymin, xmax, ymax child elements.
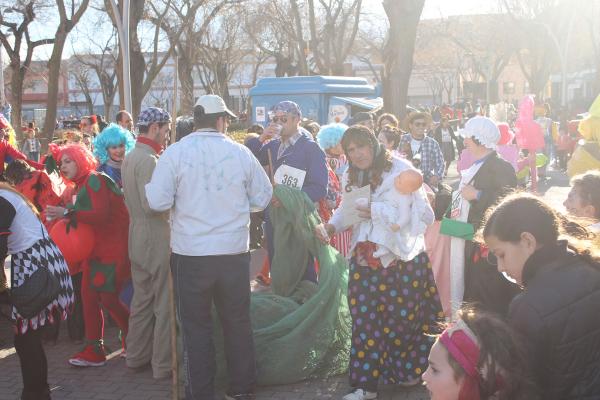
<box><xmin>316</xmin><ymin>123</ymin><xmax>348</xmax><ymax>150</ymax></box>
<box><xmin>92</xmin><ymin>123</ymin><xmax>135</xmax><ymax>164</ymax></box>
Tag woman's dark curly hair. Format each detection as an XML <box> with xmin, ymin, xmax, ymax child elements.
<box><xmin>341</xmin><ymin>125</ymin><xmax>393</xmax><ymax>191</ymax></box>
<box><xmin>4</xmin><ymin>159</ymin><xmax>35</xmax><ymax>186</ymax></box>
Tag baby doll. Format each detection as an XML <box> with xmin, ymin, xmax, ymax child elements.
<box><xmin>369</xmin><ymin>168</ymin><xmax>434</xmax><ymax>267</ymax></box>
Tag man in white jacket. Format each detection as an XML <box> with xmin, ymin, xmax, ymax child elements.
<box><xmin>145</xmin><ymin>95</ymin><xmax>272</xmax><ymax>400</ymax></box>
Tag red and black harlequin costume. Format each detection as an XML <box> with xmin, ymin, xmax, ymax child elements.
<box><xmin>54</xmin><ymin>144</ymin><xmax>131</xmax><ymax>367</ymax></box>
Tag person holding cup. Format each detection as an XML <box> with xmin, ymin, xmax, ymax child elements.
<box><xmin>316</xmin><ymin>125</ymin><xmax>443</xmax><ymax>400</ymax></box>
<box><xmin>251</xmin><ymin>101</ymin><xmax>328</xmax><ymax>284</ymax></box>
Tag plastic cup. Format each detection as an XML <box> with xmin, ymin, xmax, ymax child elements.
<box><xmin>270</xmin><ymin>123</ymin><xmax>283</xmax><ymax>138</ymax></box>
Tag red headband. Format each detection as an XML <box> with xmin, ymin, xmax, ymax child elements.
<box><xmin>440</xmin><ymin>328</ymin><xmax>481</xmax><ymax>400</ymax></box>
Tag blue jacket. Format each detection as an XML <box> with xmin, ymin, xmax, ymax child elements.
<box><xmin>249</xmin><ymin>129</ymin><xmax>328</xmax><ymax>203</ymax></box>
<box><xmin>98</xmin><ymin>163</ymin><xmax>122</xmax><ymax>188</ymax></box>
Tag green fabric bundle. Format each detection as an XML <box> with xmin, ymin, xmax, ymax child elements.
<box><xmin>250</xmin><ymin>185</ymin><xmax>351</xmax><ymax>383</ymax></box>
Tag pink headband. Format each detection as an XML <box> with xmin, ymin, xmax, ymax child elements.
<box><xmin>440</xmin><ymin>322</ymin><xmax>482</xmax><ymax>400</ymax></box>
<box><xmin>440</xmin><ymin>329</ymin><xmax>480</xmax><ymax>379</ymax></box>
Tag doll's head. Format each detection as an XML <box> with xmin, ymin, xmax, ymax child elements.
<box><xmin>394</xmin><ymin>169</ymin><xmax>423</xmax><ymax>194</ymax></box>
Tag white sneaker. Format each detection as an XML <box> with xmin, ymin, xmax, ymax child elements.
<box><xmin>342</xmin><ymin>388</ymin><xmax>377</xmax><ymax>400</ymax></box>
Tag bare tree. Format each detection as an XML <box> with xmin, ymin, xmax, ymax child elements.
<box><xmin>383</xmin><ymin>0</ymin><xmax>426</xmax><ymax>118</ymax></box>
<box><xmin>245</xmin><ymin>0</ymin><xmax>363</xmax><ymax>77</ymax></box>
<box><xmin>69</xmin><ymin>60</ymin><xmax>97</xmax><ymax>115</ymax></box>
<box><xmin>500</xmin><ymin>0</ymin><xmax>568</xmax><ymax>98</ymax></box>
<box><xmin>41</xmin><ymin>0</ymin><xmax>90</xmax><ymax>140</ymax></box>
<box><xmin>353</xmin><ymin>17</ymin><xmax>386</xmax><ymax>83</ymax></box>
<box><xmin>195</xmin><ymin>8</ymin><xmax>248</xmax><ymax>106</ymax></box>
<box><xmin>0</xmin><ymin>1</ymin><xmax>54</xmax><ymax>138</ymax></box>
<box><xmin>70</xmin><ymin>26</ymin><xmax>119</xmax><ymax>120</ymax></box>
<box><xmin>585</xmin><ymin>2</ymin><xmax>600</xmax><ymax>94</ymax></box>
<box><xmin>418</xmin><ymin>15</ymin><xmax>517</xmax><ymax>104</ymax></box>
<box><xmin>103</xmin><ymin>0</ymin><xmax>180</xmax><ymax>118</ymax></box>
<box><xmin>244</xmin><ymin>2</ymin><xmax>301</xmax><ymax>77</ymax></box>
<box><xmin>151</xmin><ymin>0</ymin><xmax>234</xmax><ymax>115</ymax></box>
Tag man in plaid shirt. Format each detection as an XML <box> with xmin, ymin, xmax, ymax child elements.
<box><xmin>399</xmin><ymin>112</ymin><xmax>445</xmax><ymax>187</ymax></box>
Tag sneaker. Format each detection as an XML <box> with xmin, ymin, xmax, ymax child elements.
<box><xmin>223</xmin><ymin>393</ymin><xmax>255</xmax><ymax>400</ymax></box>
<box><xmin>68</xmin><ymin>344</ymin><xmax>107</xmax><ymax>367</ymax></box>
<box><xmin>342</xmin><ymin>388</ymin><xmax>377</xmax><ymax>400</ymax></box>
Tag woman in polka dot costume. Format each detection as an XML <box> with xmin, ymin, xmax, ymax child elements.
<box><xmin>318</xmin><ymin>125</ymin><xmax>444</xmax><ymax>400</ymax></box>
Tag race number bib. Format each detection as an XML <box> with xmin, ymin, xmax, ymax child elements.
<box><xmin>274</xmin><ymin>165</ymin><xmax>306</xmax><ymax>190</ymax></box>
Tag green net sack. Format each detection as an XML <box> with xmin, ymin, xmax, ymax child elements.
<box><xmin>178</xmin><ymin>185</ymin><xmax>351</xmax><ymax>387</ymax></box>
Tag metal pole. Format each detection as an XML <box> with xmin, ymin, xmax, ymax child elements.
<box><xmin>123</xmin><ymin>0</ymin><xmax>132</xmax><ymax>113</ymax></box>
<box><xmin>109</xmin><ymin>0</ymin><xmax>132</xmax><ymax>113</ymax></box>
<box><xmin>171</xmin><ymin>52</ymin><xmax>178</xmax><ymax>145</ymax></box>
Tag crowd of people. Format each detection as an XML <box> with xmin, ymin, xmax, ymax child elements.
<box><xmin>0</xmin><ymin>92</ymin><xmax>599</xmax><ymax>400</ymax></box>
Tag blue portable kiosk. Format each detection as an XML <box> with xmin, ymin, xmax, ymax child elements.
<box><xmin>248</xmin><ymin>76</ymin><xmax>382</xmax><ymax>125</ymax></box>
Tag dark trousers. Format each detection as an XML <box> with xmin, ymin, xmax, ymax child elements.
<box><xmin>171</xmin><ymin>252</ymin><xmax>256</xmax><ymax>400</ymax></box>
<box><xmin>67</xmin><ymin>272</ymin><xmax>85</xmax><ymax>341</ymax></box>
<box><xmin>14</xmin><ymin>328</ymin><xmax>51</xmax><ymax>400</ymax></box>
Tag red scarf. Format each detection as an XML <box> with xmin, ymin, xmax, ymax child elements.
<box><xmin>136</xmin><ymin>136</ymin><xmax>163</xmax><ymax>154</ymax></box>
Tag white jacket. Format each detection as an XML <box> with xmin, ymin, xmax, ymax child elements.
<box><xmin>145</xmin><ymin>130</ymin><xmax>273</xmax><ymax>256</ymax></box>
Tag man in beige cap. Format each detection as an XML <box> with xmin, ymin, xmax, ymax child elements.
<box><xmin>121</xmin><ymin>107</ymin><xmax>172</xmax><ymax>379</ymax></box>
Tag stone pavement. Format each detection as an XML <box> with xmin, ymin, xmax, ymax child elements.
<box><xmin>0</xmin><ymin>167</ymin><xmax>570</xmax><ymax>400</ymax></box>
<box><xmin>0</xmin><ymin>321</ymin><xmax>427</xmax><ymax>400</ymax></box>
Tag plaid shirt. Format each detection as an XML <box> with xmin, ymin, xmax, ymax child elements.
<box><xmin>399</xmin><ymin>134</ymin><xmax>445</xmax><ymax>181</ymax></box>
<box><xmin>277</xmin><ymin>131</ymin><xmax>302</xmax><ymax>159</ymax></box>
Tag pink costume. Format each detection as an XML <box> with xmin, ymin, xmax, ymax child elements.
<box><xmin>514</xmin><ymin>96</ymin><xmax>545</xmax><ymax>192</ymax></box>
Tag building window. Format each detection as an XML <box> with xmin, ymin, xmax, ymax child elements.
<box><xmin>503</xmin><ymin>82</ymin><xmax>515</xmax><ymax>95</ymax></box>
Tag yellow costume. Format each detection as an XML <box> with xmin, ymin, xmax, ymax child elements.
<box><xmin>568</xmin><ymin>94</ymin><xmax>600</xmax><ymax>177</ymax></box>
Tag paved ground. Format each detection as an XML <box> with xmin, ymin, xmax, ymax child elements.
<box><xmin>0</xmin><ymin>167</ymin><xmax>570</xmax><ymax>400</ymax></box>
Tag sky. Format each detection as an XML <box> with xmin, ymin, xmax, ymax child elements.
<box><xmin>1</xmin><ymin>0</ymin><xmax>497</xmax><ymax>63</ymax></box>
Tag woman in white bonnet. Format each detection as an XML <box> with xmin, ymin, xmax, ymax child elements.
<box><xmin>446</xmin><ymin>116</ymin><xmax>520</xmax><ymax>317</ymax></box>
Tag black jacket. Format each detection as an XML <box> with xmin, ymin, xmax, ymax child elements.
<box><xmin>509</xmin><ymin>242</ymin><xmax>600</xmax><ymax>399</ymax></box>
<box><xmin>433</xmin><ymin>125</ymin><xmax>459</xmax><ymax>160</ymax></box>
<box><xmin>467</xmin><ymin>152</ymin><xmax>517</xmax><ymax>230</ymax></box>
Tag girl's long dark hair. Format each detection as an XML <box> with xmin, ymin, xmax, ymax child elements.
<box><xmin>341</xmin><ymin>125</ymin><xmax>393</xmax><ymax>191</ymax></box>
<box><xmin>481</xmin><ymin>193</ymin><xmax>600</xmax><ymax>265</ymax></box>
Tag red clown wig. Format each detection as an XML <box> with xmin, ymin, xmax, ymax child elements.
<box><xmin>58</xmin><ymin>144</ymin><xmax>98</xmax><ymax>183</ymax></box>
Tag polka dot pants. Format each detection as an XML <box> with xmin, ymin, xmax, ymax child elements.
<box><xmin>347</xmin><ymin>252</ymin><xmax>443</xmax><ymax>390</ymax></box>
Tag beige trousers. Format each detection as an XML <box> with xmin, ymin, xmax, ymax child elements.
<box><xmin>125</xmin><ymin>258</ymin><xmax>172</xmax><ymax>379</ymax></box>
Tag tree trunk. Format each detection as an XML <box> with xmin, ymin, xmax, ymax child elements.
<box><xmin>178</xmin><ymin>53</ymin><xmax>195</xmax><ymax>115</ymax></box>
<box><xmin>85</xmin><ymin>94</ymin><xmax>95</xmax><ymax>115</ymax></box>
<box><xmin>42</xmin><ymin>31</ymin><xmax>68</xmax><ymax>143</ymax></box>
<box><xmin>9</xmin><ymin>69</ymin><xmax>25</xmax><ymax>140</ymax></box>
<box><xmin>129</xmin><ymin>35</ymin><xmax>145</xmax><ymax>119</ymax></box>
<box><xmin>383</xmin><ymin>0</ymin><xmax>425</xmax><ymax>119</ymax></box>
<box><xmin>102</xmin><ymin>71</ymin><xmax>117</xmax><ymax>121</ymax></box>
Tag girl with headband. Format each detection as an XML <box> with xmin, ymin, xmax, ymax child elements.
<box><xmin>423</xmin><ymin>308</ymin><xmax>539</xmax><ymax>400</ymax></box>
